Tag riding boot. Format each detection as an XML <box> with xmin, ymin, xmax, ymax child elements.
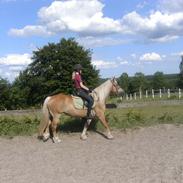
<box><xmin>87</xmin><ymin>107</ymin><xmax>93</xmax><ymax>119</ymax></box>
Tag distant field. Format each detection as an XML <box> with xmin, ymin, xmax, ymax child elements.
<box><xmin>0</xmin><ymin>100</ymin><xmax>183</xmax><ymax>136</ymax></box>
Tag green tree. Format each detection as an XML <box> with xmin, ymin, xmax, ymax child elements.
<box><xmin>179</xmin><ymin>55</ymin><xmax>183</xmax><ymax>75</ymax></box>
<box><xmin>118</xmin><ymin>72</ymin><xmax>129</xmax><ymax>92</ymax></box>
<box><xmin>152</xmin><ymin>71</ymin><xmax>166</xmax><ymax>89</ymax></box>
<box><xmin>0</xmin><ymin>77</ymin><xmax>11</xmax><ymax>110</ymax></box>
<box><xmin>10</xmin><ymin>73</ymin><xmax>30</xmax><ymax>109</ymax></box>
<box><xmin>13</xmin><ymin>38</ymin><xmax>99</xmax><ymax>107</ymax></box>
<box><xmin>129</xmin><ymin>72</ymin><xmax>147</xmax><ymax>93</ymax></box>
<box><xmin>178</xmin><ymin>55</ymin><xmax>183</xmax><ymax>88</ymax></box>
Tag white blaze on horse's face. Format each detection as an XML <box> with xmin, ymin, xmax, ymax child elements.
<box><xmin>111</xmin><ymin>78</ymin><xmax>124</xmax><ymax>95</ymax></box>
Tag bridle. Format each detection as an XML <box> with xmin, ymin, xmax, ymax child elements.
<box><xmin>111</xmin><ymin>79</ymin><xmax>121</xmax><ymax>94</ymax></box>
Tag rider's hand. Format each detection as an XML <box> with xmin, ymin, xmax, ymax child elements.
<box><xmin>88</xmin><ymin>89</ymin><xmax>93</xmax><ymax>93</ymax></box>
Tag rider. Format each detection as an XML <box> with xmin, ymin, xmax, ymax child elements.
<box><xmin>72</xmin><ymin>64</ymin><xmax>93</xmax><ymax>119</ymax></box>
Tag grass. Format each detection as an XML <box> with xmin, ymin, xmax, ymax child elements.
<box><xmin>0</xmin><ymin>116</ymin><xmax>40</xmax><ymax>137</ymax></box>
<box><xmin>103</xmin><ymin>105</ymin><xmax>183</xmax><ymax>131</ymax></box>
<box><xmin>0</xmin><ymin>104</ymin><xmax>183</xmax><ymax>137</ymax></box>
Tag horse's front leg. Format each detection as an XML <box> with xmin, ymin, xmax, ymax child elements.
<box><xmin>96</xmin><ymin>110</ymin><xmax>114</xmax><ymax>139</ymax></box>
<box><xmin>80</xmin><ymin>118</ymin><xmax>92</xmax><ymax>140</ymax></box>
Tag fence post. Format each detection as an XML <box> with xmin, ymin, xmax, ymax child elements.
<box><xmin>167</xmin><ymin>89</ymin><xmax>170</xmax><ymax>98</ymax></box>
<box><xmin>134</xmin><ymin>93</ymin><xmax>137</xmax><ymax>100</ymax></box>
<box><xmin>159</xmin><ymin>89</ymin><xmax>162</xmax><ymax>98</ymax></box>
<box><xmin>179</xmin><ymin>88</ymin><xmax>181</xmax><ymax>99</ymax></box>
<box><xmin>130</xmin><ymin>94</ymin><xmax>132</xmax><ymax>100</ymax></box>
<box><xmin>146</xmin><ymin>90</ymin><xmax>148</xmax><ymax>98</ymax></box>
<box><xmin>152</xmin><ymin>89</ymin><xmax>154</xmax><ymax>99</ymax></box>
<box><xmin>126</xmin><ymin>94</ymin><xmax>129</xmax><ymax>100</ymax></box>
<box><xmin>139</xmin><ymin>90</ymin><xmax>142</xmax><ymax>99</ymax></box>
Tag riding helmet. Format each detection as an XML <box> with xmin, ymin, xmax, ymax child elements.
<box><xmin>74</xmin><ymin>64</ymin><xmax>83</xmax><ymax>71</ymax></box>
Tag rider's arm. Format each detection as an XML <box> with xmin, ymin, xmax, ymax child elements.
<box><xmin>72</xmin><ymin>71</ymin><xmax>75</xmax><ymax>80</ymax></box>
<box><xmin>80</xmin><ymin>81</ymin><xmax>89</xmax><ymax>91</ymax></box>
<box><xmin>75</xmin><ymin>73</ymin><xmax>90</xmax><ymax>92</ymax></box>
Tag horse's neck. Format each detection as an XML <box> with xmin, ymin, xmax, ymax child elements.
<box><xmin>95</xmin><ymin>80</ymin><xmax>112</xmax><ymax>103</ymax></box>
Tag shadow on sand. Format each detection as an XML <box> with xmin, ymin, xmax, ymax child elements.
<box><xmin>58</xmin><ymin>118</ymin><xmax>97</xmax><ymax>133</ymax></box>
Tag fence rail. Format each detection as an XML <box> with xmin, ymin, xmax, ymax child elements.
<box><xmin>121</xmin><ymin>88</ymin><xmax>183</xmax><ymax>101</ymax></box>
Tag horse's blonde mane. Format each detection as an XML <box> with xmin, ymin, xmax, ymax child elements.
<box><xmin>94</xmin><ymin>79</ymin><xmax>112</xmax><ymax>103</ymax></box>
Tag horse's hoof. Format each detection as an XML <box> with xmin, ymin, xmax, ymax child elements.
<box><xmin>80</xmin><ymin>134</ymin><xmax>88</xmax><ymax>140</ymax></box>
<box><xmin>52</xmin><ymin>137</ymin><xmax>61</xmax><ymax>143</ymax></box>
<box><xmin>42</xmin><ymin>133</ymin><xmax>50</xmax><ymax>142</ymax></box>
<box><xmin>106</xmin><ymin>134</ymin><xmax>114</xmax><ymax>140</ymax></box>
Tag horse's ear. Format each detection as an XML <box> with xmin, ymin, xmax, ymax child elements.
<box><xmin>111</xmin><ymin>76</ymin><xmax>115</xmax><ymax>81</ymax></box>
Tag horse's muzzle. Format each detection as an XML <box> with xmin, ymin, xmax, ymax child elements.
<box><xmin>118</xmin><ymin>88</ymin><xmax>124</xmax><ymax>96</ymax></box>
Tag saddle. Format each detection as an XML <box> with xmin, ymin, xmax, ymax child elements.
<box><xmin>72</xmin><ymin>91</ymin><xmax>98</xmax><ymax>110</ymax></box>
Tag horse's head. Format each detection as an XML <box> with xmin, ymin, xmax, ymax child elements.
<box><xmin>110</xmin><ymin>77</ymin><xmax>124</xmax><ymax>95</ymax></box>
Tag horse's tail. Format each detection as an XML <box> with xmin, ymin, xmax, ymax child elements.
<box><xmin>38</xmin><ymin>96</ymin><xmax>52</xmax><ymax>137</ymax></box>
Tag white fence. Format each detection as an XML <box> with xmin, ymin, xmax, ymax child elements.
<box><xmin>121</xmin><ymin>88</ymin><xmax>182</xmax><ymax>101</ymax></box>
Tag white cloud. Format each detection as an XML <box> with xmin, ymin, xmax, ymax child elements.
<box><xmin>162</xmin><ymin>54</ymin><xmax>166</xmax><ymax>58</ymax></box>
<box><xmin>8</xmin><ymin>0</ymin><xmax>183</xmax><ymax>44</ymax></box>
<box><xmin>136</xmin><ymin>1</ymin><xmax>148</xmax><ymax>9</ymax></box>
<box><xmin>77</xmin><ymin>36</ymin><xmax>128</xmax><ymax>48</ymax></box>
<box><xmin>121</xmin><ymin>11</ymin><xmax>183</xmax><ymax>42</ymax></box>
<box><xmin>0</xmin><ymin>53</ymin><xmax>32</xmax><ymax>65</ymax></box>
<box><xmin>158</xmin><ymin>0</ymin><xmax>183</xmax><ymax>13</ymax></box>
<box><xmin>171</xmin><ymin>51</ymin><xmax>183</xmax><ymax>57</ymax></box>
<box><xmin>92</xmin><ymin>57</ymin><xmax>129</xmax><ymax>69</ymax></box>
<box><xmin>140</xmin><ymin>52</ymin><xmax>162</xmax><ymax>61</ymax></box>
<box><xmin>92</xmin><ymin>60</ymin><xmax>118</xmax><ymax>69</ymax></box>
<box><xmin>0</xmin><ymin>67</ymin><xmax>20</xmax><ymax>82</ymax></box>
<box><xmin>120</xmin><ymin>60</ymin><xmax>128</xmax><ymax>65</ymax></box>
<box><xmin>116</xmin><ymin>56</ymin><xmax>128</xmax><ymax>65</ymax></box>
<box><xmin>9</xmin><ymin>25</ymin><xmax>54</xmax><ymax>37</ymax></box>
<box><xmin>9</xmin><ymin>0</ymin><xmax>122</xmax><ymax>37</ymax></box>
<box><xmin>39</xmin><ymin>0</ymin><xmax>122</xmax><ymax>35</ymax></box>
<box><xmin>131</xmin><ymin>54</ymin><xmax>137</xmax><ymax>59</ymax></box>
<box><xmin>152</xmin><ymin>35</ymin><xmax>179</xmax><ymax>43</ymax></box>
<box><xmin>9</xmin><ymin>66</ymin><xmax>24</xmax><ymax>71</ymax></box>
<box><xmin>0</xmin><ymin>53</ymin><xmax>32</xmax><ymax>82</ymax></box>
<box><xmin>179</xmin><ymin>52</ymin><xmax>183</xmax><ymax>56</ymax></box>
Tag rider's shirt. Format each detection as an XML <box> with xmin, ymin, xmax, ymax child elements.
<box><xmin>74</xmin><ymin>73</ymin><xmax>82</xmax><ymax>89</ymax></box>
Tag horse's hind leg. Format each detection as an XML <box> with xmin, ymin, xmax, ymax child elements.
<box><xmin>42</xmin><ymin>120</ymin><xmax>51</xmax><ymax>142</ymax></box>
<box><xmin>50</xmin><ymin>115</ymin><xmax>61</xmax><ymax>143</ymax></box>
<box><xmin>80</xmin><ymin>118</ymin><xmax>92</xmax><ymax>140</ymax></box>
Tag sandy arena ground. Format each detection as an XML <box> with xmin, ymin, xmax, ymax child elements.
<box><xmin>1</xmin><ymin>124</ymin><xmax>183</xmax><ymax>183</ymax></box>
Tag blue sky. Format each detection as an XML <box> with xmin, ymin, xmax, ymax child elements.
<box><xmin>0</xmin><ymin>0</ymin><xmax>183</xmax><ymax>82</ymax></box>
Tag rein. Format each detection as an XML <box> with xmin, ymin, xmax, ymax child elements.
<box><xmin>90</xmin><ymin>90</ymin><xmax>99</xmax><ymax>102</ymax></box>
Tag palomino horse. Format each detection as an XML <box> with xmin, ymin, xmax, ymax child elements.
<box><xmin>38</xmin><ymin>77</ymin><xmax>123</xmax><ymax>143</ymax></box>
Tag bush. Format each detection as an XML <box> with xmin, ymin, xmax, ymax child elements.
<box><xmin>0</xmin><ymin>116</ymin><xmax>40</xmax><ymax>137</ymax></box>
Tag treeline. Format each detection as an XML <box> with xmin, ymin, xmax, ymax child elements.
<box><xmin>0</xmin><ymin>38</ymin><xmax>183</xmax><ymax>110</ymax></box>
<box><xmin>1</xmin><ymin>71</ymin><xmax>181</xmax><ymax>110</ymax></box>
<box><xmin>117</xmin><ymin>72</ymin><xmax>182</xmax><ymax>94</ymax></box>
